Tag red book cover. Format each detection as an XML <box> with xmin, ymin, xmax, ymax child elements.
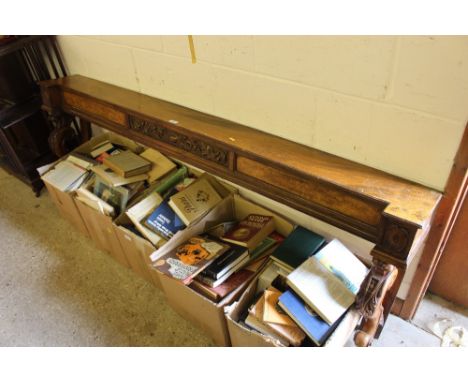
<box><xmin>222</xmin><ymin>214</ymin><xmax>275</xmax><ymax>249</ymax></box>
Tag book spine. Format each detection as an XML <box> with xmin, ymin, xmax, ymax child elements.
<box><xmin>154</xmin><ymin>166</ymin><xmax>188</xmax><ymax>195</ymax></box>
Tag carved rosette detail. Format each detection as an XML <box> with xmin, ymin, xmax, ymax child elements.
<box><xmin>128</xmin><ymin>116</ymin><xmax>228</xmax><ymax>167</ymax></box>
<box><xmin>382</xmin><ymin>223</ymin><xmax>410</xmax><ymax>254</ymax></box>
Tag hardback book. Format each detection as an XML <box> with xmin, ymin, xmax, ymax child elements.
<box><xmin>278</xmin><ymin>289</ymin><xmax>342</xmax><ymax>346</ymax></box>
<box><xmin>152</xmin><ymin>236</ymin><xmax>230</xmax><ymax>285</ymax></box>
<box><xmin>190</xmin><ymin>269</ymin><xmax>254</xmax><ymax>302</ymax></box>
<box><xmin>93</xmin><ymin>177</ymin><xmax>131</xmax><ymax>215</ymax></box>
<box><xmin>76</xmin><ymin>184</ymin><xmax>115</xmax><ymax>217</ymax></box>
<box><xmin>140</xmin><ymin>148</ymin><xmax>177</xmax><ymax>183</ymax></box>
<box><xmin>152</xmin><ymin>166</ymin><xmax>188</xmax><ymax>196</ymax></box>
<box><xmin>245</xmin><ymin>294</ymin><xmax>290</xmax><ymax>347</ymax></box>
<box><xmin>42</xmin><ymin>160</ymin><xmax>88</xmax><ymax>192</ymax></box>
<box><xmin>96</xmin><ymin>149</ymin><xmax>122</xmax><ymax>164</ymax></box>
<box><xmin>248</xmin><ymin>231</ymin><xmax>285</xmax><ymax>265</ymax></box>
<box><xmin>174</xmin><ymin>177</ymin><xmax>196</xmax><ymax>192</ymax></box>
<box><xmin>200</xmin><ymin>243</ymin><xmax>248</xmax><ymax>280</ymax></box>
<box><xmin>90</xmin><ymin>142</ymin><xmax>114</xmax><ymax>158</ymax></box>
<box><xmin>126</xmin><ymin>192</ymin><xmax>166</xmax><ymax>247</ymax></box>
<box><xmin>205</xmin><ymin>220</ymin><xmax>238</xmax><ymax>239</ymax></box>
<box><xmin>286</xmin><ymin>239</ymin><xmax>368</xmax><ymax>325</ymax></box>
<box><xmin>168</xmin><ymin>178</ymin><xmax>222</xmax><ymax>226</ymax></box>
<box><xmin>144</xmin><ymin>199</ymin><xmax>186</xmax><ymax>240</ymax></box>
<box><xmin>92</xmin><ymin>164</ymin><xmax>148</xmax><ymax>187</ymax></box>
<box><xmin>221</xmin><ymin>214</ymin><xmax>275</xmax><ymax>250</ymax></box>
<box><xmin>196</xmin><ymin>253</ymin><xmax>250</xmax><ymax>288</ymax></box>
<box><xmin>271</xmin><ymin>226</ymin><xmax>326</xmax><ymax>272</ymax></box>
<box><xmin>245</xmin><ymin>287</ymin><xmax>306</xmax><ymax>347</ymax></box>
<box><xmin>66</xmin><ymin>153</ymin><xmax>98</xmax><ymax>170</ymax></box>
<box><xmin>103</xmin><ymin>150</ymin><xmax>152</xmax><ymax>178</ymax></box>
<box><xmin>262</xmin><ymin>289</ymin><xmax>297</xmax><ymax>327</ymax></box>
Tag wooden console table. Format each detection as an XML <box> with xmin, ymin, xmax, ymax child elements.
<box><xmin>39</xmin><ymin>75</ymin><xmax>441</xmax><ymax>345</ymax></box>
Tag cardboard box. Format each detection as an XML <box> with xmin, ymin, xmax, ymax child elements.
<box><xmin>114</xmin><ymin>213</ymin><xmax>160</xmax><ymax>287</ymax></box>
<box><xmin>225</xmin><ymin>263</ymin><xmax>361</xmax><ymax>347</ymax></box>
<box><xmin>154</xmin><ymin>193</ymin><xmax>294</xmax><ymax>346</ymax></box>
<box><xmin>68</xmin><ymin>133</ymin><xmax>146</xmax><ymax>268</ymax></box>
<box><xmin>74</xmin><ymin>198</ymin><xmax>129</xmax><ymax>268</ymax></box>
<box><xmin>40</xmin><ymin>161</ymin><xmax>90</xmax><ymax>238</ymax></box>
<box><xmin>40</xmin><ymin>132</ymin><xmax>143</xmax><ymax>238</ymax></box>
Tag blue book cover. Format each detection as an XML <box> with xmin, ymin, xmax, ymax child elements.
<box><xmin>278</xmin><ymin>289</ymin><xmax>338</xmax><ymax>346</ymax></box>
<box><xmin>271</xmin><ymin>226</ymin><xmax>325</xmax><ymax>270</ymax></box>
<box><xmin>145</xmin><ymin>200</ymin><xmax>186</xmax><ymax>240</ymax></box>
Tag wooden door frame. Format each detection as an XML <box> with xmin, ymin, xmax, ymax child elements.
<box><xmin>400</xmin><ymin>121</ymin><xmax>468</xmax><ymax>319</ymax></box>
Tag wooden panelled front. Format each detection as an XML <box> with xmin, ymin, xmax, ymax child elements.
<box><xmin>236</xmin><ymin>156</ymin><xmax>384</xmax><ymax>227</ymax></box>
<box><xmin>63</xmin><ymin>91</ymin><xmax>126</xmax><ymax>126</ymax></box>
<box><xmin>39</xmin><ymin>75</ymin><xmax>442</xmax><ymax>262</ymax></box>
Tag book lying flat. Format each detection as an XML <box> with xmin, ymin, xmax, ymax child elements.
<box><xmin>140</xmin><ymin>148</ymin><xmax>177</xmax><ymax>183</ymax></box>
<box><xmin>196</xmin><ymin>253</ymin><xmax>250</xmax><ymax>288</ymax></box>
<box><xmin>201</xmin><ymin>243</ymin><xmax>248</xmax><ymax>280</ymax></box>
<box><xmin>221</xmin><ymin>214</ymin><xmax>275</xmax><ymax>250</ymax></box>
<box><xmin>67</xmin><ymin>153</ymin><xmax>98</xmax><ymax>170</ymax></box>
<box><xmin>190</xmin><ymin>269</ymin><xmax>254</xmax><ymax>302</ymax></box>
<box><xmin>262</xmin><ymin>289</ymin><xmax>297</xmax><ymax>327</ymax></box>
<box><xmin>153</xmin><ymin>236</ymin><xmax>230</xmax><ymax>285</ymax></box>
<box><xmin>42</xmin><ymin>160</ymin><xmax>88</xmax><ymax>192</ymax></box>
<box><xmin>278</xmin><ymin>290</ymin><xmax>342</xmax><ymax>346</ymax></box>
<box><xmin>90</xmin><ymin>142</ymin><xmax>114</xmax><ymax>158</ymax></box>
<box><xmin>92</xmin><ymin>164</ymin><xmax>148</xmax><ymax>187</ymax></box>
<box><xmin>168</xmin><ymin>178</ymin><xmax>222</xmax><ymax>226</ymax></box>
<box><xmin>103</xmin><ymin>150</ymin><xmax>152</xmax><ymax>178</ymax></box>
<box><xmin>271</xmin><ymin>226</ymin><xmax>325</xmax><ymax>272</ymax></box>
<box><xmin>286</xmin><ymin>239</ymin><xmax>368</xmax><ymax>325</ymax></box>
<box><xmin>245</xmin><ymin>287</ymin><xmax>306</xmax><ymax>347</ymax></box>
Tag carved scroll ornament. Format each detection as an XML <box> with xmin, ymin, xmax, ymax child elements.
<box><xmin>128</xmin><ymin>115</ymin><xmax>229</xmax><ymax>167</ymax></box>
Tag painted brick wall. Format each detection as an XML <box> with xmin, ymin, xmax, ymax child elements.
<box><xmin>57</xmin><ymin>35</ymin><xmax>468</xmax><ymax>299</ymax></box>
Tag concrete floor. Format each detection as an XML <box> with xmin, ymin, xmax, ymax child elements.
<box><xmin>0</xmin><ymin>168</ymin><xmax>466</xmax><ymax>346</ymax></box>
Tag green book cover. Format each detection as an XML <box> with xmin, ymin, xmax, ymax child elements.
<box><xmin>271</xmin><ymin>226</ymin><xmax>325</xmax><ymax>270</ymax></box>
<box><xmin>154</xmin><ymin>166</ymin><xmax>188</xmax><ymax>196</ymax></box>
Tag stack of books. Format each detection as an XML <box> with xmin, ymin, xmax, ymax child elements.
<box><xmin>243</xmin><ymin>226</ymin><xmax>369</xmax><ymax>346</ymax></box>
<box><xmin>42</xmin><ymin>157</ymin><xmax>91</xmax><ymax>192</ymax></box>
<box><xmin>151</xmin><ymin>212</ymin><xmax>285</xmax><ymax>302</ymax></box>
<box><xmin>72</xmin><ymin>139</ymin><xmax>178</xmax><ymax>218</ymax></box>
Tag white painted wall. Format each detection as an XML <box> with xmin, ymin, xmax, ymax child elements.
<box><xmin>57</xmin><ymin>35</ymin><xmax>468</xmax><ymax>299</ymax></box>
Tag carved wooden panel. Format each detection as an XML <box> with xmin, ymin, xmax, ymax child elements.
<box><xmin>236</xmin><ymin>155</ymin><xmax>384</xmax><ymax>227</ymax></box>
<box><xmin>128</xmin><ymin>115</ymin><xmax>229</xmax><ymax>167</ymax></box>
<box><xmin>63</xmin><ymin>91</ymin><xmax>126</xmax><ymax>126</ymax></box>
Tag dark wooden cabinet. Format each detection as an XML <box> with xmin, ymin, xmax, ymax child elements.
<box><xmin>0</xmin><ymin>36</ymin><xmax>69</xmax><ymax>195</ymax></box>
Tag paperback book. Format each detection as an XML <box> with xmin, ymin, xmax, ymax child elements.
<box><xmin>168</xmin><ymin>178</ymin><xmax>222</xmax><ymax>226</ymax></box>
<box><xmin>221</xmin><ymin>214</ymin><xmax>275</xmax><ymax>250</ymax></box>
<box><xmin>286</xmin><ymin>239</ymin><xmax>368</xmax><ymax>325</ymax></box>
<box><xmin>152</xmin><ymin>236</ymin><xmax>230</xmax><ymax>285</ymax></box>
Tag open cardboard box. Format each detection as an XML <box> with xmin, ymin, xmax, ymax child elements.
<box><xmin>39</xmin><ymin>131</ymin><xmax>143</xmax><ymax>238</ymax></box>
<box><xmin>71</xmin><ymin>133</ymin><xmax>146</xmax><ymax>268</ymax></box>
<box><xmin>153</xmin><ymin>193</ymin><xmax>294</xmax><ymax>346</ymax></box>
<box><xmin>225</xmin><ymin>262</ymin><xmax>362</xmax><ymax>347</ymax></box>
<box><xmin>111</xmin><ymin>170</ymin><xmax>234</xmax><ymax>289</ymax></box>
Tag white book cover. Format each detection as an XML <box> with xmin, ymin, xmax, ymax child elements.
<box><xmin>126</xmin><ymin>192</ymin><xmax>165</xmax><ymax>246</ymax></box>
<box><xmin>286</xmin><ymin>239</ymin><xmax>368</xmax><ymax>325</ymax></box>
<box><xmin>42</xmin><ymin>161</ymin><xmax>87</xmax><ymax>192</ymax></box>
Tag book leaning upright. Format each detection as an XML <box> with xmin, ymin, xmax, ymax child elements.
<box><xmin>286</xmin><ymin>239</ymin><xmax>368</xmax><ymax>325</ymax></box>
